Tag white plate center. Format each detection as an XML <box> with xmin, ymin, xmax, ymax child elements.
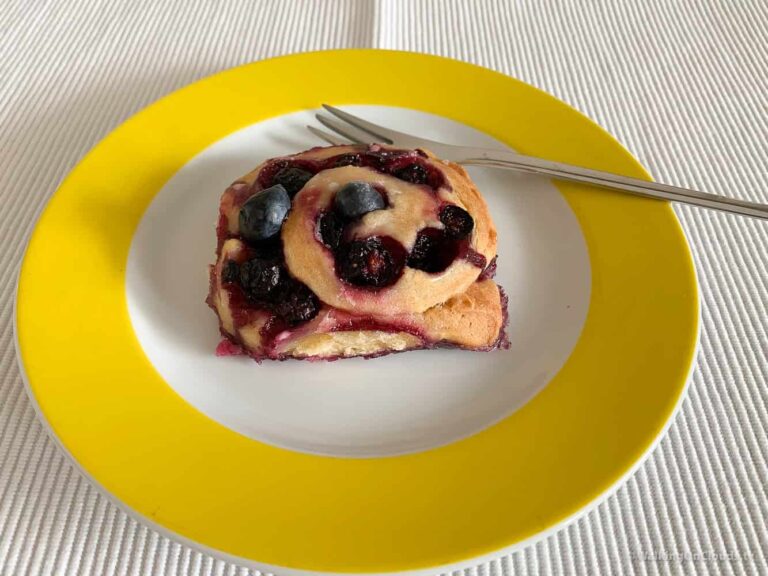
<box><xmin>126</xmin><ymin>106</ymin><xmax>591</xmax><ymax>457</ymax></box>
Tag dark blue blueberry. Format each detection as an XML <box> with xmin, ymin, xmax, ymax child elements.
<box><xmin>334</xmin><ymin>181</ymin><xmax>386</xmax><ymax>219</ymax></box>
<box><xmin>273</xmin><ymin>166</ymin><xmax>313</xmax><ymax>197</ymax></box>
<box><xmin>439</xmin><ymin>205</ymin><xmax>474</xmax><ymax>239</ymax></box>
<box><xmin>239</xmin><ymin>184</ymin><xmax>291</xmax><ymax>242</ymax></box>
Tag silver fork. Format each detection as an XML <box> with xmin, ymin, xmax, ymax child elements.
<box><xmin>308</xmin><ymin>104</ymin><xmax>768</xmax><ymax>221</ymax></box>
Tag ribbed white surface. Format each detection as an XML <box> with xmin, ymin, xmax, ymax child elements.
<box><xmin>2</xmin><ymin>1</ymin><xmax>768</xmax><ymax>574</ymax></box>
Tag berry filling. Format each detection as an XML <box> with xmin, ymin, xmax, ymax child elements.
<box><xmin>273</xmin><ymin>282</ymin><xmax>320</xmax><ymax>326</ymax></box>
<box><xmin>216</xmin><ymin>146</ymin><xmax>491</xmax><ymax>355</ymax></box>
<box><xmin>255</xmin><ymin>145</ymin><xmax>446</xmax><ymax>193</ymax></box>
<box><xmin>318</xmin><ymin>210</ymin><xmax>345</xmax><ymax>250</ymax></box>
<box><xmin>221</xmin><ymin>260</ymin><xmax>240</xmax><ymax>284</ymax></box>
<box><xmin>313</xmin><ymin>189</ymin><xmax>480</xmax><ymax>281</ymax></box>
<box><xmin>272</xmin><ymin>166</ymin><xmax>314</xmax><ymax>197</ymax></box>
<box><xmin>223</xmin><ymin>253</ymin><xmax>320</xmax><ymax>328</ymax></box>
<box><xmin>330</xmin><ymin>153</ymin><xmax>363</xmax><ymax>167</ymax></box>
<box><xmin>393</xmin><ymin>163</ymin><xmax>430</xmax><ymax>185</ymax></box>
<box><xmin>463</xmin><ymin>247</ymin><xmax>488</xmax><ymax>270</ymax></box>
<box><xmin>477</xmin><ymin>255</ymin><xmax>498</xmax><ymax>280</ymax></box>
<box><xmin>336</xmin><ymin>236</ymin><xmax>407</xmax><ymax>288</ymax></box>
<box><xmin>439</xmin><ymin>204</ymin><xmax>474</xmax><ymax>239</ymax></box>
<box><xmin>256</xmin><ymin>159</ymin><xmax>317</xmax><ymax>194</ymax></box>
<box><xmin>239</xmin><ymin>258</ymin><xmax>283</xmax><ymax>299</ymax></box>
<box><xmin>407</xmin><ymin>228</ymin><xmax>459</xmax><ymax>273</ymax></box>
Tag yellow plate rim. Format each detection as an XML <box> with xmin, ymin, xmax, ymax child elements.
<box><xmin>12</xmin><ymin>329</ymin><xmax>700</xmax><ymax>576</ymax></box>
<box><xmin>14</xmin><ymin>49</ymin><xmax>700</xmax><ymax>575</ymax></box>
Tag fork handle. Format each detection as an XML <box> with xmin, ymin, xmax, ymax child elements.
<box><xmin>462</xmin><ymin>153</ymin><xmax>768</xmax><ymax>220</ymax></box>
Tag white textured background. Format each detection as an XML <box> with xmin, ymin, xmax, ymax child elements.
<box><xmin>2</xmin><ymin>1</ymin><xmax>768</xmax><ymax>574</ymax></box>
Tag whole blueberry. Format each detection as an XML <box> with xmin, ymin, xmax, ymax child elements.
<box><xmin>239</xmin><ymin>184</ymin><xmax>291</xmax><ymax>242</ymax></box>
<box><xmin>334</xmin><ymin>181</ymin><xmax>386</xmax><ymax>219</ymax></box>
<box><xmin>273</xmin><ymin>165</ymin><xmax>313</xmax><ymax>197</ymax></box>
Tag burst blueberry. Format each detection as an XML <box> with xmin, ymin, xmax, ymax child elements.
<box><xmin>275</xmin><ymin>282</ymin><xmax>320</xmax><ymax>326</ymax></box>
<box><xmin>239</xmin><ymin>258</ymin><xmax>282</xmax><ymax>300</ymax></box>
<box><xmin>334</xmin><ymin>181</ymin><xmax>386</xmax><ymax>219</ymax></box>
<box><xmin>273</xmin><ymin>165</ymin><xmax>313</xmax><ymax>197</ymax></box>
<box><xmin>337</xmin><ymin>237</ymin><xmax>405</xmax><ymax>288</ymax></box>
<box><xmin>239</xmin><ymin>184</ymin><xmax>291</xmax><ymax>242</ymax></box>
<box><xmin>331</xmin><ymin>153</ymin><xmax>362</xmax><ymax>168</ymax></box>
<box><xmin>393</xmin><ymin>163</ymin><xmax>429</xmax><ymax>185</ymax></box>
<box><xmin>407</xmin><ymin>228</ymin><xmax>459</xmax><ymax>273</ymax></box>
<box><xmin>439</xmin><ymin>205</ymin><xmax>474</xmax><ymax>239</ymax></box>
<box><xmin>318</xmin><ymin>210</ymin><xmax>345</xmax><ymax>250</ymax></box>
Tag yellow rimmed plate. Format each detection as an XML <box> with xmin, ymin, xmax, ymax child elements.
<box><xmin>15</xmin><ymin>50</ymin><xmax>699</xmax><ymax>575</ymax></box>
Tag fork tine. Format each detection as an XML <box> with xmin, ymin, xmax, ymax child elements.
<box><xmin>306</xmin><ymin>125</ymin><xmax>348</xmax><ymax>146</ymax></box>
<box><xmin>322</xmin><ymin>104</ymin><xmax>395</xmax><ymax>145</ymax></box>
<box><xmin>315</xmin><ymin>114</ymin><xmax>369</xmax><ymax>144</ymax></box>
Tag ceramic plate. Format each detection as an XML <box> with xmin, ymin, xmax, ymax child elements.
<box><xmin>15</xmin><ymin>50</ymin><xmax>699</xmax><ymax>575</ymax></box>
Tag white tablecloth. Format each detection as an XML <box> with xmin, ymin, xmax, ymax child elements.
<box><xmin>2</xmin><ymin>1</ymin><xmax>767</xmax><ymax>574</ymax></box>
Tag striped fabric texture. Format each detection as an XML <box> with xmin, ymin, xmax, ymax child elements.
<box><xmin>2</xmin><ymin>1</ymin><xmax>767</xmax><ymax>574</ymax></box>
